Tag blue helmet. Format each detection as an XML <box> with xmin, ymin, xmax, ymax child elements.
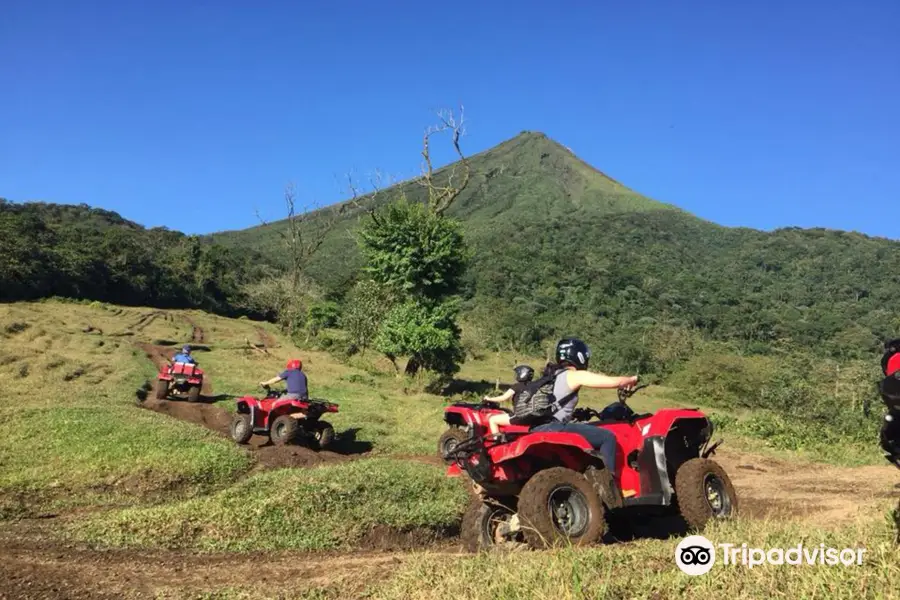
<box><xmin>182</xmin><ymin>345</ymin><xmax>191</xmax><ymax>354</ymax></box>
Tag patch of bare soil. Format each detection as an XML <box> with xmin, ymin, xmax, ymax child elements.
<box><xmin>136</xmin><ymin>341</ymin><xmax>175</xmax><ymax>369</ymax></box>
<box><xmin>140</xmin><ymin>399</ymin><xmax>232</xmax><ymax>436</ymax></box>
<box><xmin>0</xmin><ymin>535</ymin><xmax>457</xmax><ymax>600</ymax></box>
<box><xmin>256</xmin><ymin>326</ymin><xmax>276</xmax><ymax>349</ymax></box>
<box><xmin>716</xmin><ymin>447</ymin><xmax>899</xmax><ymax>525</ymax></box>
<box><xmin>250</xmin><ymin>444</ymin><xmax>356</xmax><ymax>470</ymax></box>
<box><xmin>138</xmin><ymin>398</ymin><xmax>364</xmax><ymax>471</ymax></box>
<box><xmin>181</xmin><ymin>315</ymin><xmax>205</xmax><ymax>344</ymax></box>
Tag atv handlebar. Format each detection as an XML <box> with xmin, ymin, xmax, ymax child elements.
<box><xmin>617</xmin><ymin>382</ymin><xmax>649</xmax><ymax>403</ymax></box>
<box><xmin>571</xmin><ymin>407</ymin><xmax>604</xmax><ymax>422</ymax></box>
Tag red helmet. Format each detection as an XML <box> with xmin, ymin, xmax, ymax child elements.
<box><xmin>286</xmin><ymin>359</ymin><xmax>303</xmax><ymax>371</ymax></box>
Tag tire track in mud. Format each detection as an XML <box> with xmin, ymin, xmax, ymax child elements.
<box><xmin>0</xmin><ymin>536</ymin><xmax>462</xmax><ymax>600</ymax></box>
<box><xmin>181</xmin><ymin>315</ymin><xmax>205</xmax><ymax>344</ymax></box>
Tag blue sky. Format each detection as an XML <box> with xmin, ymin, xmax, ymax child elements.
<box><xmin>2</xmin><ymin>0</ymin><xmax>897</xmax><ymax>237</ymax></box>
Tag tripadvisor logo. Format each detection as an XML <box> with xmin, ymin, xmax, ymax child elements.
<box><xmin>675</xmin><ymin>535</ymin><xmax>867</xmax><ymax>575</ymax></box>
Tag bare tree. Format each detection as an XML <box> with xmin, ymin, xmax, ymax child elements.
<box><xmin>417</xmin><ymin>106</ymin><xmax>472</xmax><ymax>216</ymax></box>
<box><xmin>255</xmin><ymin>183</ymin><xmax>351</xmax><ymax>296</ymax></box>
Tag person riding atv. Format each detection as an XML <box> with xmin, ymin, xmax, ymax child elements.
<box><xmin>482</xmin><ymin>365</ymin><xmax>535</xmax><ymax>436</ymax></box>
<box><xmin>528</xmin><ymin>338</ymin><xmax>638</xmax><ymax>478</ymax></box>
<box><xmin>259</xmin><ymin>358</ymin><xmax>308</xmax><ymax>400</ymax></box>
<box><xmin>171</xmin><ymin>345</ymin><xmax>196</xmax><ymax>365</ymax></box>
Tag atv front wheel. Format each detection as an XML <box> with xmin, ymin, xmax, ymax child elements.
<box><xmin>517</xmin><ymin>466</ymin><xmax>607</xmax><ymax>549</ymax></box>
<box><xmin>308</xmin><ymin>420</ymin><xmax>335</xmax><ymax>450</ymax></box>
<box><xmin>230</xmin><ymin>414</ymin><xmax>253</xmax><ymax>444</ymax></box>
<box><xmin>674</xmin><ymin>458</ymin><xmax>738</xmax><ymax>530</ymax></box>
<box><xmin>270</xmin><ymin>415</ymin><xmax>299</xmax><ymax>446</ymax></box>
<box><xmin>438</xmin><ymin>427</ymin><xmax>469</xmax><ymax>463</ymax></box>
<box><xmin>461</xmin><ymin>496</ymin><xmax>523</xmax><ymax>552</ymax></box>
<box><xmin>187</xmin><ymin>385</ymin><xmax>201</xmax><ymax>403</ymax></box>
<box><xmin>155</xmin><ymin>380</ymin><xmax>169</xmax><ymax>400</ymax></box>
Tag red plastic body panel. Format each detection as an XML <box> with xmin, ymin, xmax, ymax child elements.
<box><xmin>236</xmin><ymin>395</ymin><xmax>338</xmax><ymax>430</ymax></box>
<box><xmin>445</xmin><ymin>404</ymin><xmax>710</xmax><ymax>500</ymax></box>
<box><xmin>157</xmin><ymin>363</ymin><xmax>204</xmax><ymax>384</ymax></box>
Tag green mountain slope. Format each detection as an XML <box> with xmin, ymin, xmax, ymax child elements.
<box><xmin>209</xmin><ymin>131</ymin><xmax>900</xmax><ymax>360</ymax></box>
<box><xmin>208</xmin><ymin>131</ymin><xmax>684</xmax><ymax>292</ymax></box>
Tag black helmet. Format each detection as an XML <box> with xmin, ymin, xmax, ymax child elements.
<box><xmin>513</xmin><ymin>365</ymin><xmax>534</xmax><ymax>383</ymax></box>
<box><xmin>555</xmin><ymin>338</ymin><xmax>590</xmax><ymax>370</ymax></box>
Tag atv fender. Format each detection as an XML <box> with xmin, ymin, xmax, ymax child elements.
<box><xmin>491</xmin><ymin>431</ymin><xmax>596</xmax><ymax>464</ymax></box>
<box><xmin>235</xmin><ymin>399</ymin><xmax>259</xmax><ymax>413</ymax></box>
<box><xmin>268</xmin><ymin>398</ymin><xmax>307</xmax><ymax>417</ymax></box>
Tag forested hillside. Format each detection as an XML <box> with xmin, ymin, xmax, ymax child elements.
<box><xmin>209</xmin><ymin>131</ymin><xmax>900</xmax><ymax>361</ymax></box>
<box><xmin>0</xmin><ymin>199</ymin><xmax>266</xmax><ymax>315</ymax></box>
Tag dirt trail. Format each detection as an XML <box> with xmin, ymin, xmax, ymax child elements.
<box><xmin>181</xmin><ymin>315</ymin><xmax>205</xmax><ymax>344</ymax></box>
<box><xmin>716</xmin><ymin>447</ymin><xmax>898</xmax><ymax>525</ymax></box>
<box><xmin>0</xmin><ymin>536</ymin><xmax>459</xmax><ymax>600</ymax></box>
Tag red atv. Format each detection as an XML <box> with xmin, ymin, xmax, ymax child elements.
<box><xmin>445</xmin><ymin>385</ymin><xmax>738</xmax><ymax>551</ymax></box>
<box><xmin>438</xmin><ymin>399</ymin><xmax>509</xmax><ymax>463</ymax></box>
<box><xmin>230</xmin><ymin>385</ymin><xmax>339</xmax><ymax>449</ymax></box>
<box><xmin>155</xmin><ymin>362</ymin><xmax>204</xmax><ymax>403</ymax></box>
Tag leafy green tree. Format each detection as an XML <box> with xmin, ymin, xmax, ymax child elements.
<box><xmin>375</xmin><ymin>298</ymin><xmax>465</xmax><ymax>376</ymax></box>
<box><xmin>354</xmin><ymin>109</ymin><xmax>472</xmax><ymax>377</ymax></box>
<box><xmin>358</xmin><ymin>198</ymin><xmax>467</xmax><ymax>301</ymax></box>
<box><xmin>340</xmin><ymin>279</ymin><xmax>394</xmax><ymax>354</ymax></box>
<box><xmin>357</xmin><ymin>197</ymin><xmax>469</xmax><ymax>376</ymax></box>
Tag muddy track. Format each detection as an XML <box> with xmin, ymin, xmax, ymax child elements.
<box><xmin>0</xmin><ymin>535</ymin><xmax>460</xmax><ymax>600</ymax></box>
<box><xmin>129</xmin><ymin>310</ymin><xmax>165</xmax><ymax>333</ymax></box>
<box><xmin>135</xmin><ymin>330</ymin><xmax>369</xmax><ymax>471</ymax></box>
<box><xmin>715</xmin><ymin>448</ymin><xmax>899</xmax><ymax>525</ymax></box>
<box><xmin>138</xmin><ymin>397</ymin><xmax>365</xmax><ymax>470</ymax></box>
<box><xmin>181</xmin><ymin>315</ymin><xmax>205</xmax><ymax>344</ymax></box>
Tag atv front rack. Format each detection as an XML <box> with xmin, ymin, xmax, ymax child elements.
<box><xmin>444</xmin><ymin>435</ymin><xmax>495</xmax><ymax>483</ymax></box>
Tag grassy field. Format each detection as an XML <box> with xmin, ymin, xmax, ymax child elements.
<box><xmin>0</xmin><ymin>302</ymin><xmax>253</xmax><ymax>518</ymax></box>
<box><xmin>0</xmin><ymin>300</ymin><xmax>897</xmax><ymax>599</ymax></box>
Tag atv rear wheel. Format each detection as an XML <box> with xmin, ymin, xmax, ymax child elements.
<box><xmin>674</xmin><ymin>458</ymin><xmax>738</xmax><ymax>530</ymax></box>
<box><xmin>307</xmin><ymin>420</ymin><xmax>335</xmax><ymax>450</ymax></box>
<box><xmin>438</xmin><ymin>427</ymin><xmax>469</xmax><ymax>463</ymax></box>
<box><xmin>230</xmin><ymin>414</ymin><xmax>253</xmax><ymax>444</ymax></box>
<box><xmin>187</xmin><ymin>385</ymin><xmax>200</xmax><ymax>403</ymax></box>
<box><xmin>461</xmin><ymin>496</ymin><xmax>523</xmax><ymax>552</ymax></box>
<box><xmin>155</xmin><ymin>380</ymin><xmax>169</xmax><ymax>400</ymax></box>
<box><xmin>517</xmin><ymin>467</ymin><xmax>607</xmax><ymax>549</ymax></box>
<box><xmin>270</xmin><ymin>415</ymin><xmax>299</xmax><ymax>446</ymax></box>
